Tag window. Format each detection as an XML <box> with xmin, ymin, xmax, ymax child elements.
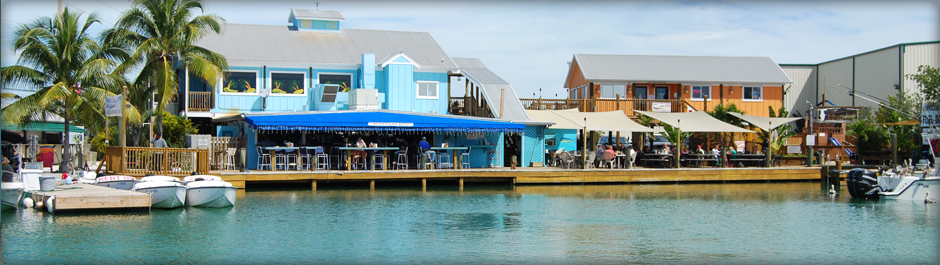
<box><xmin>319</xmin><ymin>73</ymin><xmax>351</xmax><ymax>90</ymax></box>
<box><xmin>634</xmin><ymin>86</ymin><xmax>648</xmax><ymax>99</ymax></box>
<box><xmin>301</xmin><ymin>20</ymin><xmax>312</xmax><ymax>28</ymax></box>
<box><xmin>743</xmin><ymin>86</ymin><xmax>762</xmax><ymax>101</ymax></box>
<box><xmin>417</xmin><ymin>81</ymin><xmax>438</xmax><ymax>99</ymax></box>
<box><xmin>655</xmin><ymin>87</ymin><xmax>669</xmax><ymax>99</ymax></box>
<box><xmin>600</xmin><ymin>84</ymin><xmax>627</xmax><ymax>99</ymax></box>
<box><xmin>270</xmin><ymin>72</ymin><xmax>305</xmax><ymax>95</ymax></box>
<box><xmin>221</xmin><ymin>71</ymin><xmax>257</xmax><ymax>94</ymax></box>
<box><xmin>691</xmin><ymin>85</ymin><xmax>711</xmax><ymax>100</ymax></box>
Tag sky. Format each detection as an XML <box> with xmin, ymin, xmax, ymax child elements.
<box><xmin>1</xmin><ymin>0</ymin><xmax>938</xmax><ymax>99</ymax></box>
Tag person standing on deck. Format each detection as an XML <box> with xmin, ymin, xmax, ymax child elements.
<box><xmin>151</xmin><ymin>133</ymin><xmax>168</xmax><ymax>171</ymax></box>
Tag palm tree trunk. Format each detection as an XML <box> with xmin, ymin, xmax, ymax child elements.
<box><xmin>60</xmin><ymin>107</ymin><xmax>72</xmax><ymax>173</ymax></box>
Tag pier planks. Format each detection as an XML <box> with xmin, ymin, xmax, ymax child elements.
<box><xmin>30</xmin><ymin>183</ymin><xmax>151</xmax><ymax>212</ymax></box>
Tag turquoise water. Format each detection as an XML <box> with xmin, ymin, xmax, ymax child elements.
<box><xmin>2</xmin><ymin>182</ymin><xmax>938</xmax><ymax>264</ymax></box>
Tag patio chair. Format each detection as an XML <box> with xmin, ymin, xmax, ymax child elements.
<box><xmin>629</xmin><ymin>149</ymin><xmax>637</xmax><ymax>168</ymax></box>
<box><xmin>602</xmin><ymin>152</ymin><xmax>616</xmax><ymax>168</ymax></box>
<box><xmin>222</xmin><ymin>148</ymin><xmax>236</xmax><ymax>170</ymax></box>
<box><xmin>256</xmin><ymin>146</ymin><xmax>271</xmax><ymax>170</ymax></box>
<box><xmin>586</xmin><ymin>152</ymin><xmax>596</xmax><ymax>169</ymax></box>
<box><xmin>557</xmin><ymin>151</ymin><xmax>574</xmax><ymax>169</ymax></box>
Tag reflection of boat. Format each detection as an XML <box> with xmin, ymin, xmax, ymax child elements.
<box><xmin>183</xmin><ymin>175</ymin><xmax>236</xmax><ymax>208</ymax></box>
<box><xmin>2</xmin><ymin>181</ymin><xmax>24</xmax><ymax>211</ymax></box>
<box><xmin>133</xmin><ymin>176</ymin><xmax>186</xmax><ymax>209</ymax></box>
<box><xmin>95</xmin><ymin>175</ymin><xmax>137</xmax><ymax>190</ymax></box>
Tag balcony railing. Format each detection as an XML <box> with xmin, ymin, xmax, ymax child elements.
<box><xmin>106</xmin><ymin>147</ymin><xmax>209</xmax><ymax>175</ymax></box>
<box><xmin>188</xmin><ymin>92</ymin><xmax>213</xmax><ymax>112</ymax></box>
<box><xmin>449</xmin><ymin>96</ymin><xmax>494</xmax><ymax>118</ymax></box>
<box><xmin>519</xmin><ymin>98</ymin><xmax>692</xmax><ymax>117</ymax></box>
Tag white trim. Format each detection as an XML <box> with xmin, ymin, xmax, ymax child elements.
<box><xmin>742</xmin><ymin>85</ymin><xmax>764</xmax><ymax>102</ymax></box>
<box><xmin>416</xmin><ymin>81</ymin><xmax>439</xmax><ymax>99</ymax></box>
<box><xmin>268</xmin><ymin>71</ymin><xmax>308</xmax><ymax>97</ymax></box>
<box><xmin>689</xmin><ymin>84</ymin><xmax>713</xmax><ymax>101</ymax></box>
<box><xmin>378</xmin><ymin>52</ymin><xmax>422</xmax><ymax>68</ymax></box>
<box><xmin>220</xmin><ymin>70</ymin><xmax>261</xmax><ymax>95</ymax></box>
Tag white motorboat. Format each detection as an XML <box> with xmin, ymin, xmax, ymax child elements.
<box><xmin>847</xmin><ymin>137</ymin><xmax>939</xmax><ymax>203</ymax></box>
<box><xmin>183</xmin><ymin>175</ymin><xmax>236</xmax><ymax>208</ymax></box>
<box><xmin>95</xmin><ymin>175</ymin><xmax>137</xmax><ymax>190</ymax></box>
<box><xmin>1</xmin><ymin>181</ymin><xmax>24</xmax><ymax>211</ymax></box>
<box><xmin>133</xmin><ymin>176</ymin><xmax>187</xmax><ymax>209</ymax></box>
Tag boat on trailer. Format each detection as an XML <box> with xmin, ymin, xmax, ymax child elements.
<box><xmin>133</xmin><ymin>176</ymin><xmax>187</xmax><ymax>209</ymax></box>
<box><xmin>183</xmin><ymin>175</ymin><xmax>236</xmax><ymax>208</ymax></box>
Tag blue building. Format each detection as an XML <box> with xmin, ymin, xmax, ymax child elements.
<box><xmin>176</xmin><ymin>9</ymin><xmax>546</xmax><ymax>169</ymax></box>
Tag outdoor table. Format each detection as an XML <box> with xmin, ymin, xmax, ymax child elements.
<box><xmin>615</xmin><ymin>154</ymin><xmax>626</xmax><ymax>168</ymax></box>
<box><xmin>682</xmin><ymin>153</ymin><xmax>718</xmax><ymax>167</ymax></box>
<box><xmin>729</xmin><ymin>153</ymin><xmax>767</xmax><ymax>167</ymax></box>
<box><xmin>337</xmin><ymin>147</ymin><xmax>399</xmax><ymax>170</ymax></box>
<box><xmin>430</xmin><ymin>147</ymin><xmax>469</xmax><ymax>169</ymax></box>
<box><xmin>642</xmin><ymin>153</ymin><xmax>673</xmax><ymax>168</ymax></box>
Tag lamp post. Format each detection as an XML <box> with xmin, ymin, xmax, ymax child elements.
<box><xmin>583</xmin><ymin>117</ymin><xmax>588</xmax><ymax>169</ymax></box>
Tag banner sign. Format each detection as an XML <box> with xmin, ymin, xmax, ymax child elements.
<box><xmin>105</xmin><ymin>95</ymin><xmax>123</xmax><ymax>117</ymax></box>
<box><xmin>922</xmin><ymin>102</ymin><xmax>940</xmax><ymax>128</ymax></box>
<box><xmin>652</xmin><ymin>102</ymin><xmax>671</xmax><ymax>113</ymax></box>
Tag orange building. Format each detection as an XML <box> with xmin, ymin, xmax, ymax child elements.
<box><xmin>563</xmin><ymin>54</ymin><xmax>792</xmax><ymax>117</ymax></box>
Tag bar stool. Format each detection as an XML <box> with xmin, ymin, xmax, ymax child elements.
<box><xmin>315</xmin><ymin>147</ymin><xmax>329</xmax><ymax>171</ymax></box>
<box><xmin>373</xmin><ymin>152</ymin><xmax>385</xmax><ymax>170</ymax></box>
<box><xmin>395</xmin><ymin>147</ymin><xmax>408</xmax><ymax>170</ymax></box>
<box><xmin>461</xmin><ymin>147</ymin><xmax>471</xmax><ymax>169</ymax></box>
<box><xmin>222</xmin><ymin>148</ymin><xmax>236</xmax><ymax>170</ymax></box>
<box><xmin>274</xmin><ymin>149</ymin><xmax>287</xmax><ymax>170</ymax></box>
<box><xmin>256</xmin><ymin>146</ymin><xmax>271</xmax><ymax>170</ymax></box>
<box><xmin>438</xmin><ymin>152</ymin><xmax>452</xmax><ymax>169</ymax></box>
<box><xmin>421</xmin><ymin>151</ymin><xmax>436</xmax><ymax>170</ymax></box>
<box><xmin>298</xmin><ymin>147</ymin><xmax>311</xmax><ymax>171</ymax></box>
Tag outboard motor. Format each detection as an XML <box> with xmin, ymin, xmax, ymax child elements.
<box><xmin>846</xmin><ymin>168</ymin><xmax>880</xmax><ymax>199</ymax></box>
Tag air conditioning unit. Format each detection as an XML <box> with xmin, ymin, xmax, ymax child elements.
<box><xmin>349</xmin><ymin>89</ymin><xmax>379</xmax><ymax>110</ymax></box>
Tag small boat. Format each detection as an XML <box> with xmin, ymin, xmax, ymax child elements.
<box><xmin>847</xmin><ymin>138</ymin><xmax>940</xmax><ymax>202</ymax></box>
<box><xmin>1</xmin><ymin>181</ymin><xmax>24</xmax><ymax>211</ymax></box>
<box><xmin>95</xmin><ymin>175</ymin><xmax>138</xmax><ymax>190</ymax></box>
<box><xmin>183</xmin><ymin>175</ymin><xmax>236</xmax><ymax>208</ymax></box>
<box><xmin>133</xmin><ymin>176</ymin><xmax>187</xmax><ymax>209</ymax></box>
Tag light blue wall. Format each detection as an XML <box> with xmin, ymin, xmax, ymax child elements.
<box><xmin>545</xmin><ymin>128</ymin><xmax>578</xmax><ymax>152</ymax></box>
<box><xmin>384</xmin><ymin>64</ymin><xmax>414</xmax><ymax>112</ymax></box>
<box><xmin>413</xmin><ymin>72</ymin><xmax>448</xmax><ymax>114</ymax></box>
<box><xmin>522</xmin><ymin>125</ymin><xmax>546</xmax><ymax>167</ymax></box>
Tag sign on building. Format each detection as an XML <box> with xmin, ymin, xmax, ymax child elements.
<box><xmin>652</xmin><ymin>102</ymin><xmax>671</xmax><ymax>113</ymax></box>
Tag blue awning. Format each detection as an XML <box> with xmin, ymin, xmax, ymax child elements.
<box><xmin>242</xmin><ymin>110</ymin><xmax>525</xmax><ymax>133</ymax></box>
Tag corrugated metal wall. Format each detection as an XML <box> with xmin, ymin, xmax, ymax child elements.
<box><xmin>902</xmin><ymin>42</ymin><xmax>940</xmax><ymax>95</ymax></box>
<box><xmin>781</xmin><ymin>65</ymin><xmax>817</xmax><ymax>117</ymax></box>
<box><xmin>854</xmin><ymin>47</ymin><xmax>900</xmax><ymax>109</ymax></box>
<box><xmin>817</xmin><ymin>58</ymin><xmax>854</xmax><ymax>107</ymax></box>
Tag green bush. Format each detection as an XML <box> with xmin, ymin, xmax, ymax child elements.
<box><xmin>160</xmin><ymin>111</ymin><xmax>198</xmax><ymax>148</ymax></box>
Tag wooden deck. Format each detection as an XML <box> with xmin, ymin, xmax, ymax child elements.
<box><xmin>211</xmin><ymin>166</ymin><xmax>822</xmax><ymax>189</ymax></box>
<box><xmin>30</xmin><ymin>183</ymin><xmax>151</xmax><ymax>213</ymax></box>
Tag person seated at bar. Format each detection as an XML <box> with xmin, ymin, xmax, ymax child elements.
<box><xmin>393</xmin><ymin>137</ymin><xmax>409</xmax><ymax>157</ymax></box>
<box><xmin>419</xmin><ymin>137</ymin><xmax>434</xmax><ymax>169</ymax></box>
<box><xmin>354</xmin><ymin>137</ymin><xmax>367</xmax><ymax>165</ymax></box>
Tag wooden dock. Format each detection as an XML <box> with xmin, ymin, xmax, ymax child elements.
<box><xmin>210</xmin><ymin>166</ymin><xmax>823</xmax><ymax>190</ymax></box>
<box><xmin>30</xmin><ymin>183</ymin><xmax>151</xmax><ymax>213</ymax></box>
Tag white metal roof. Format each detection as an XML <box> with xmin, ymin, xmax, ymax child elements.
<box><xmin>197</xmin><ymin>23</ymin><xmax>458</xmax><ymax>70</ymax></box>
<box><xmin>289</xmin><ymin>9</ymin><xmax>344</xmax><ymax>22</ymax></box>
<box><xmin>453</xmin><ymin>57</ymin><xmax>529</xmax><ymax>122</ymax></box>
<box><xmin>568</xmin><ymin>54</ymin><xmax>793</xmax><ymax>87</ymax></box>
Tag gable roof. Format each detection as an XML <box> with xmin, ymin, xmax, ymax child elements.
<box><xmin>453</xmin><ymin>57</ymin><xmax>529</xmax><ymax>122</ymax></box>
<box><xmin>569</xmin><ymin>54</ymin><xmax>792</xmax><ymax>87</ymax></box>
<box><xmin>289</xmin><ymin>9</ymin><xmax>344</xmax><ymax>22</ymax></box>
<box><xmin>196</xmin><ymin>24</ymin><xmax>458</xmax><ymax>70</ymax></box>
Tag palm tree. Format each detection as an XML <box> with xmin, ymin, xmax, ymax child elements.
<box><xmin>1</xmin><ymin>8</ymin><xmax>126</xmax><ymax>173</ymax></box>
<box><xmin>110</xmin><ymin>0</ymin><xmax>228</xmax><ymax>136</ymax></box>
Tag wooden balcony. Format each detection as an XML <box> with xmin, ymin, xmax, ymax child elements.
<box><xmin>187</xmin><ymin>92</ymin><xmax>213</xmax><ymax>112</ymax></box>
<box><xmin>449</xmin><ymin>96</ymin><xmax>494</xmax><ymax>118</ymax></box>
<box><xmin>105</xmin><ymin>147</ymin><xmax>209</xmax><ymax>175</ymax></box>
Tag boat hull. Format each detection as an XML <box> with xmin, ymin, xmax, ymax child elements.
<box><xmin>1</xmin><ymin>182</ymin><xmax>24</xmax><ymax>211</ymax></box>
<box><xmin>135</xmin><ymin>185</ymin><xmax>187</xmax><ymax>209</ymax></box>
<box><xmin>185</xmin><ymin>186</ymin><xmax>236</xmax><ymax>208</ymax></box>
<box><xmin>879</xmin><ymin>176</ymin><xmax>940</xmax><ymax>201</ymax></box>
<box><xmin>96</xmin><ymin>180</ymin><xmax>137</xmax><ymax>190</ymax></box>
